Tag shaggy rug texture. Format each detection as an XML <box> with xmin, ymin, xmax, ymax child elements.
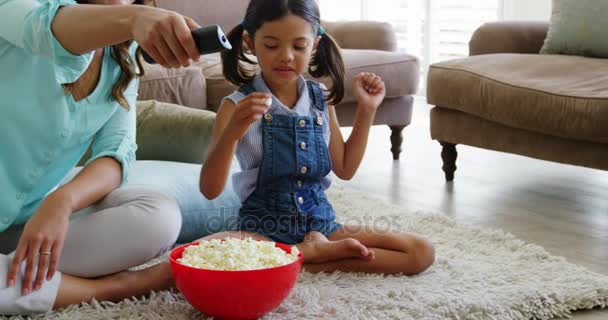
<box><xmin>4</xmin><ymin>188</ymin><xmax>608</xmax><ymax>320</ymax></box>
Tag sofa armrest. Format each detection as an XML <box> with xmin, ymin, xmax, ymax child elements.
<box><xmin>135</xmin><ymin>100</ymin><xmax>215</xmax><ymax>164</ymax></box>
<box><xmin>469</xmin><ymin>21</ymin><xmax>549</xmax><ymax>56</ymax></box>
<box><xmin>322</xmin><ymin>20</ymin><xmax>397</xmax><ymax>51</ymax></box>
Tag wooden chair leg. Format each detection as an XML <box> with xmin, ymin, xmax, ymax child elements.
<box><xmin>389</xmin><ymin>125</ymin><xmax>406</xmax><ymax>160</ymax></box>
<box><xmin>439</xmin><ymin>142</ymin><xmax>457</xmax><ymax>181</ymax></box>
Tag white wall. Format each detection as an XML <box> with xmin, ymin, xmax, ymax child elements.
<box><xmin>502</xmin><ymin>0</ymin><xmax>552</xmax><ymax>20</ymax></box>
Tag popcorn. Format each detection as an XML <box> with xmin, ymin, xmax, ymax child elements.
<box><xmin>178</xmin><ymin>238</ymin><xmax>300</xmax><ymax>271</ymax></box>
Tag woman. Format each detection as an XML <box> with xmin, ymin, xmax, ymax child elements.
<box><xmin>0</xmin><ymin>0</ymin><xmax>202</xmax><ymax>314</ymax></box>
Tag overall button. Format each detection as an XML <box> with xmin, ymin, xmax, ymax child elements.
<box><xmin>300</xmin><ymin>166</ymin><xmax>308</xmax><ymax>174</ymax></box>
<box><xmin>316</xmin><ymin>117</ymin><xmax>323</xmax><ymax>125</ymax></box>
<box><xmin>60</xmin><ymin>129</ymin><xmax>70</xmax><ymax>138</ymax></box>
<box><xmin>298</xmin><ymin>197</ymin><xmax>304</xmax><ymax>205</ymax></box>
<box><xmin>300</xmin><ymin>142</ymin><xmax>307</xmax><ymax>150</ymax></box>
<box><xmin>297</xmin><ymin>180</ymin><xmax>303</xmax><ymax>187</ymax></box>
<box><xmin>16</xmin><ymin>193</ymin><xmax>25</xmax><ymax>200</ymax></box>
<box><xmin>299</xmin><ymin>119</ymin><xmax>306</xmax><ymax>127</ymax></box>
<box><xmin>1</xmin><ymin>217</ymin><xmax>9</xmax><ymax>224</ymax></box>
<box><xmin>264</xmin><ymin>113</ymin><xmax>273</xmax><ymax>122</ymax></box>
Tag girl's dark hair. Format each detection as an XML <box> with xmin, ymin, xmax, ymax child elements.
<box><xmin>66</xmin><ymin>0</ymin><xmax>146</xmax><ymax>110</ymax></box>
<box><xmin>222</xmin><ymin>0</ymin><xmax>345</xmax><ymax>105</ymax></box>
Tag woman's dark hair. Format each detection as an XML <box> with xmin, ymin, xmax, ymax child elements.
<box><xmin>222</xmin><ymin>0</ymin><xmax>345</xmax><ymax>105</ymax></box>
<box><xmin>65</xmin><ymin>0</ymin><xmax>146</xmax><ymax>110</ymax></box>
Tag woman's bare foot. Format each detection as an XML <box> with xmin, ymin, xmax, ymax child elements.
<box><xmin>101</xmin><ymin>261</ymin><xmax>174</xmax><ymax>300</ymax></box>
<box><xmin>54</xmin><ymin>261</ymin><xmax>175</xmax><ymax>309</ymax></box>
<box><xmin>297</xmin><ymin>232</ymin><xmax>375</xmax><ymax>263</ymax></box>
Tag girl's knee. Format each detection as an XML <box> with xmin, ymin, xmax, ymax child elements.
<box><xmin>408</xmin><ymin>237</ymin><xmax>435</xmax><ymax>275</ymax></box>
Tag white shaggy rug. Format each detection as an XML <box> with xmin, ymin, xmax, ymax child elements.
<box><xmin>4</xmin><ymin>188</ymin><xmax>608</xmax><ymax>320</ymax></box>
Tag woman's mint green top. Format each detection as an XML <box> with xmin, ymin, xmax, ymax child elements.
<box><xmin>0</xmin><ymin>0</ymin><xmax>139</xmax><ymax>232</ymax></box>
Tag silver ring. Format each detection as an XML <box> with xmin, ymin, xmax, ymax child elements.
<box><xmin>39</xmin><ymin>252</ymin><xmax>52</xmax><ymax>256</ymax></box>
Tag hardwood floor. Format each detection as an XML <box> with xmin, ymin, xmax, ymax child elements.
<box><xmin>339</xmin><ymin>97</ymin><xmax>608</xmax><ymax>319</ymax></box>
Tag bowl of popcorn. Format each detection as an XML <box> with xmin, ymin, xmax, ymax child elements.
<box><xmin>169</xmin><ymin>237</ymin><xmax>303</xmax><ymax>320</ymax></box>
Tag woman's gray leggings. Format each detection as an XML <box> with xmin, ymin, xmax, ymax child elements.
<box><xmin>0</xmin><ymin>186</ymin><xmax>181</xmax><ymax>315</ymax></box>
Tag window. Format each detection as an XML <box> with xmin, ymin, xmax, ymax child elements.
<box><xmin>320</xmin><ymin>0</ymin><xmax>502</xmax><ymax>93</ymax></box>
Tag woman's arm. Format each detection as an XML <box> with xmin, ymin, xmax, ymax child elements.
<box><xmin>52</xmin><ymin>4</ymin><xmax>200</xmax><ymax>67</ymax></box>
<box><xmin>6</xmin><ymin>78</ymin><xmax>140</xmax><ymax>293</ymax></box>
<box><xmin>329</xmin><ymin>72</ymin><xmax>386</xmax><ymax>180</ymax></box>
<box><xmin>51</xmin><ymin>4</ymin><xmax>138</xmax><ymax>54</ymax></box>
<box><xmin>54</xmin><ymin>157</ymin><xmax>122</xmax><ymax>212</ymax></box>
<box><xmin>0</xmin><ymin>0</ymin><xmax>199</xmax><ymax>69</ymax></box>
<box><xmin>6</xmin><ymin>157</ymin><xmax>122</xmax><ymax>295</ymax></box>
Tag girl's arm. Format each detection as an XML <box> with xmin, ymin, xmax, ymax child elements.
<box><xmin>199</xmin><ymin>100</ymin><xmax>240</xmax><ymax>200</ymax></box>
<box><xmin>200</xmin><ymin>93</ymin><xmax>272</xmax><ymax>199</ymax></box>
<box><xmin>329</xmin><ymin>72</ymin><xmax>386</xmax><ymax>180</ymax></box>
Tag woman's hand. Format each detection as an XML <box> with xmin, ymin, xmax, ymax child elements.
<box><xmin>131</xmin><ymin>6</ymin><xmax>201</xmax><ymax>68</ymax></box>
<box><xmin>353</xmin><ymin>72</ymin><xmax>386</xmax><ymax>112</ymax></box>
<box><xmin>7</xmin><ymin>192</ymin><xmax>72</xmax><ymax>295</ymax></box>
<box><xmin>223</xmin><ymin>92</ymin><xmax>272</xmax><ymax>142</ymax></box>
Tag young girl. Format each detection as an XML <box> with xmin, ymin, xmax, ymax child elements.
<box><xmin>200</xmin><ymin>0</ymin><xmax>435</xmax><ymax>275</ymax></box>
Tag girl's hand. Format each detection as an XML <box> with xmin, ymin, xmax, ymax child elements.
<box><xmin>7</xmin><ymin>193</ymin><xmax>72</xmax><ymax>295</ymax></box>
<box><xmin>131</xmin><ymin>6</ymin><xmax>201</xmax><ymax>68</ymax></box>
<box><xmin>353</xmin><ymin>72</ymin><xmax>386</xmax><ymax>112</ymax></box>
<box><xmin>224</xmin><ymin>92</ymin><xmax>272</xmax><ymax>141</ymax></box>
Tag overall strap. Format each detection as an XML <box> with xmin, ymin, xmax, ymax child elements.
<box><xmin>306</xmin><ymin>80</ymin><xmax>326</xmax><ymax>112</ymax></box>
<box><xmin>237</xmin><ymin>82</ymin><xmax>257</xmax><ymax>96</ymax></box>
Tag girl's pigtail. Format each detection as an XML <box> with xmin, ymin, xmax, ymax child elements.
<box><xmin>222</xmin><ymin>24</ymin><xmax>256</xmax><ymax>86</ymax></box>
<box><xmin>309</xmin><ymin>32</ymin><xmax>345</xmax><ymax>106</ymax></box>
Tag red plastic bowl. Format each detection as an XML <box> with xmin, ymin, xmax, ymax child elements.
<box><xmin>169</xmin><ymin>241</ymin><xmax>303</xmax><ymax>320</ymax></box>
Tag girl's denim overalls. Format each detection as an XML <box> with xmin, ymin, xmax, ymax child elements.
<box><xmin>237</xmin><ymin>81</ymin><xmax>341</xmax><ymax>244</ymax></box>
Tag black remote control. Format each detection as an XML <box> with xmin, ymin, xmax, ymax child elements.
<box><xmin>141</xmin><ymin>24</ymin><xmax>232</xmax><ymax>64</ymax></box>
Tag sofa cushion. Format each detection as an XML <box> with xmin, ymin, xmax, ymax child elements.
<box><xmin>198</xmin><ymin>50</ymin><xmax>419</xmax><ymax>111</ymax></box>
<box><xmin>427</xmin><ymin>54</ymin><xmax>608</xmax><ymax>143</ymax></box>
<box><xmin>138</xmin><ymin>62</ymin><xmax>207</xmax><ymax>110</ymax></box>
<box><xmin>540</xmin><ymin>0</ymin><xmax>608</xmax><ymax>58</ymax></box>
<box><xmin>136</xmin><ymin>100</ymin><xmax>215</xmax><ymax>164</ymax></box>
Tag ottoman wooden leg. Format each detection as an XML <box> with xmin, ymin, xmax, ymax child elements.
<box><xmin>439</xmin><ymin>142</ymin><xmax>457</xmax><ymax>181</ymax></box>
<box><xmin>390</xmin><ymin>125</ymin><xmax>406</xmax><ymax>160</ymax></box>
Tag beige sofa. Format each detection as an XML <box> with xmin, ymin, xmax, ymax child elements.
<box><xmin>138</xmin><ymin>0</ymin><xmax>420</xmax><ymax>160</ymax></box>
<box><xmin>426</xmin><ymin>21</ymin><xmax>608</xmax><ymax>181</ymax></box>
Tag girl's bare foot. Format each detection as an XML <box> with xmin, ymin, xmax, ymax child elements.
<box><xmin>297</xmin><ymin>231</ymin><xmax>375</xmax><ymax>263</ymax></box>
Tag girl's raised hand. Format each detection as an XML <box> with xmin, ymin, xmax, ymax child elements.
<box><xmin>224</xmin><ymin>92</ymin><xmax>272</xmax><ymax>141</ymax></box>
<box><xmin>353</xmin><ymin>72</ymin><xmax>386</xmax><ymax>112</ymax></box>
